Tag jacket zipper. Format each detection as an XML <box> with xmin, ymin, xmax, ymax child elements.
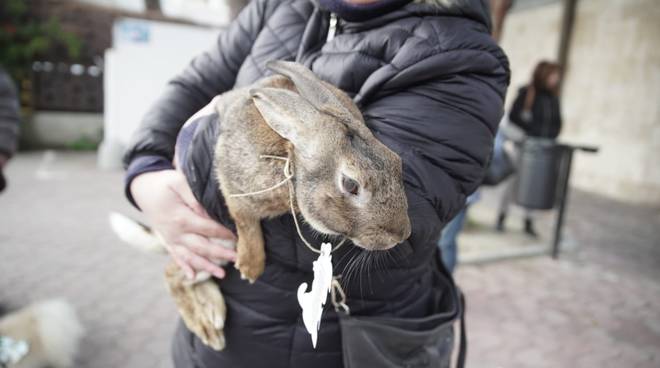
<box><xmin>326</xmin><ymin>13</ymin><xmax>338</xmax><ymax>42</ymax></box>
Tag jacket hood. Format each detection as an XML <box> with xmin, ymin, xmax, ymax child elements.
<box><xmin>412</xmin><ymin>0</ymin><xmax>492</xmax><ymax>30</ymax></box>
<box><xmin>336</xmin><ymin>0</ymin><xmax>492</xmax><ymax>33</ymax></box>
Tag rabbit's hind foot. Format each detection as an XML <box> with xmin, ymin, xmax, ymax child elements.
<box><xmin>165</xmin><ymin>261</ymin><xmax>227</xmax><ymax>351</ymax></box>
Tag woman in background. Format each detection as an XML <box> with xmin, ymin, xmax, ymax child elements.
<box><xmin>509</xmin><ymin>61</ymin><xmax>562</xmax><ymax>139</ymax></box>
<box><xmin>496</xmin><ymin>61</ymin><xmax>562</xmax><ymax>236</ymax></box>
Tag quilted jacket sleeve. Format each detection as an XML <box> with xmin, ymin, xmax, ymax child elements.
<box><xmin>362</xmin><ymin>51</ymin><xmax>509</xmax><ymax>224</ymax></box>
<box><xmin>122</xmin><ymin>0</ymin><xmax>278</xmax><ymax>167</ymax></box>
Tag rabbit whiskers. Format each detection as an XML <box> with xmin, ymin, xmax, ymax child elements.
<box><xmin>227</xmin><ymin>154</ymin><xmax>346</xmax><ymax>254</ymax></box>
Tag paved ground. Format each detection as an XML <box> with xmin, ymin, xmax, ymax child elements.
<box><xmin>0</xmin><ymin>152</ymin><xmax>176</xmax><ymax>368</ymax></box>
<box><xmin>1</xmin><ymin>152</ymin><xmax>659</xmax><ymax>368</ymax></box>
<box><xmin>457</xmin><ymin>184</ymin><xmax>660</xmax><ymax>367</ymax></box>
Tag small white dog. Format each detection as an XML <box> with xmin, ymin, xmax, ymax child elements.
<box><xmin>0</xmin><ymin>299</ymin><xmax>84</xmax><ymax>368</ymax></box>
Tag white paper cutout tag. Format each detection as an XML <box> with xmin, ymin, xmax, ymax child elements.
<box><xmin>297</xmin><ymin>242</ymin><xmax>333</xmax><ymax>348</ymax></box>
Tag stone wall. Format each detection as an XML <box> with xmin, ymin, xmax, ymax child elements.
<box><xmin>500</xmin><ymin>0</ymin><xmax>660</xmax><ymax>204</ymax></box>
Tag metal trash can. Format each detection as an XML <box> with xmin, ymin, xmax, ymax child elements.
<box><xmin>514</xmin><ymin>138</ymin><xmax>563</xmax><ymax>210</ymax></box>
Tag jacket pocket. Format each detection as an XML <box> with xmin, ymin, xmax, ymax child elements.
<box><xmin>338</xmin><ymin>266</ymin><xmax>460</xmax><ymax>368</ymax></box>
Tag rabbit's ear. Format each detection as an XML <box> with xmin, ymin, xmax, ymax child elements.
<box><xmin>251</xmin><ymin>87</ymin><xmax>317</xmax><ymax>150</ymax></box>
<box><xmin>266</xmin><ymin>61</ymin><xmax>356</xmax><ymax>122</ymax></box>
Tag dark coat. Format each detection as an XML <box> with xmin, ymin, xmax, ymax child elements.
<box><xmin>0</xmin><ymin>67</ymin><xmax>20</xmax><ymax>192</ymax></box>
<box><xmin>509</xmin><ymin>86</ymin><xmax>562</xmax><ymax>139</ymax></box>
<box><xmin>0</xmin><ymin>67</ymin><xmax>20</xmax><ymax>159</ymax></box>
<box><xmin>124</xmin><ymin>0</ymin><xmax>510</xmax><ymax>367</ymax></box>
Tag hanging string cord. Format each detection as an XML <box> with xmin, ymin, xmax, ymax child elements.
<box><xmin>285</xmin><ymin>164</ymin><xmax>346</xmax><ymax>254</ymax></box>
<box><xmin>331</xmin><ymin>277</ymin><xmax>350</xmax><ymax>314</ymax></box>
<box><xmin>227</xmin><ymin>154</ymin><xmax>346</xmax><ymax>254</ymax></box>
<box><xmin>227</xmin><ymin>155</ymin><xmax>293</xmax><ymax>198</ymax></box>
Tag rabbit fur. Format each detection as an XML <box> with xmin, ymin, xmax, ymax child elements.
<box><xmin>165</xmin><ymin>60</ymin><xmax>411</xmax><ymax>350</ymax></box>
<box><xmin>0</xmin><ymin>299</ymin><xmax>84</xmax><ymax>368</ymax></box>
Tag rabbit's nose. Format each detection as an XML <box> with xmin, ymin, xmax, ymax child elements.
<box><xmin>384</xmin><ymin>220</ymin><xmax>411</xmax><ymax>242</ymax></box>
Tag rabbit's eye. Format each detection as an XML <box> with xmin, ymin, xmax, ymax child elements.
<box><xmin>341</xmin><ymin>175</ymin><xmax>359</xmax><ymax>196</ymax></box>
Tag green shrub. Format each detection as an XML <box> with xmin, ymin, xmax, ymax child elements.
<box><xmin>0</xmin><ymin>0</ymin><xmax>82</xmax><ymax>81</ymax></box>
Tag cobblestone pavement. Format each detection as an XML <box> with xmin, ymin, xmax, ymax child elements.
<box><xmin>1</xmin><ymin>152</ymin><xmax>659</xmax><ymax>368</ymax></box>
<box><xmin>457</xmin><ymin>188</ymin><xmax>660</xmax><ymax>367</ymax></box>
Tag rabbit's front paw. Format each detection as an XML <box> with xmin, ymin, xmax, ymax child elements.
<box><xmin>232</xmin><ymin>217</ymin><xmax>266</xmax><ymax>283</ymax></box>
<box><xmin>235</xmin><ymin>253</ymin><xmax>265</xmax><ymax>283</ymax></box>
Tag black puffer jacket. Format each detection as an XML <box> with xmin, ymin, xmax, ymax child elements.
<box><xmin>0</xmin><ymin>67</ymin><xmax>19</xmax><ymax>159</ymax></box>
<box><xmin>124</xmin><ymin>1</ymin><xmax>509</xmax><ymax>367</ymax></box>
<box><xmin>0</xmin><ymin>67</ymin><xmax>20</xmax><ymax>192</ymax></box>
<box><xmin>509</xmin><ymin>86</ymin><xmax>562</xmax><ymax>139</ymax></box>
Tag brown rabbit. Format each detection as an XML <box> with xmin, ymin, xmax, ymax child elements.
<box><xmin>217</xmin><ymin>61</ymin><xmax>411</xmax><ymax>278</ymax></box>
<box><xmin>120</xmin><ymin>61</ymin><xmax>411</xmax><ymax>350</ymax></box>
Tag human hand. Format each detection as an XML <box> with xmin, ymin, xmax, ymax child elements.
<box><xmin>130</xmin><ymin>169</ymin><xmax>237</xmax><ymax>279</ymax></box>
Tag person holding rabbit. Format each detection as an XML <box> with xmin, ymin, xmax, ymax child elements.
<box><xmin>124</xmin><ymin>0</ymin><xmax>510</xmax><ymax>367</ymax></box>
